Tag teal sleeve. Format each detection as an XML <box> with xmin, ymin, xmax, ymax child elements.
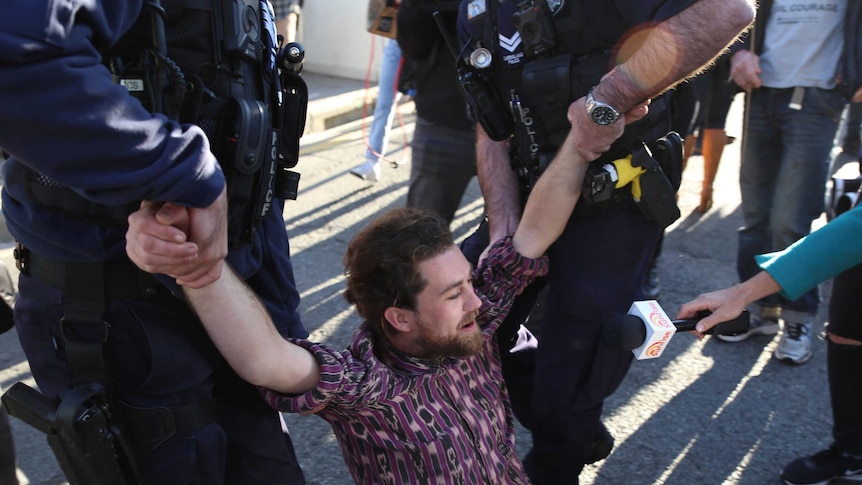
<box><xmin>756</xmin><ymin>205</ymin><xmax>862</xmax><ymax>300</ymax></box>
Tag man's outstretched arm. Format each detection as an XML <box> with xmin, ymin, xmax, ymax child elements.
<box><xmin>185</xmin><ymin>264</ymin><xmax>321</xmax><ymax>394</ymax></box>
<box><xmin>126</xmin><ymin>202</ymin><xmax>320</xmax><ymax>395</ymax></box>
<box><xmin>511</xmin><ymin>102</ymin><xmax>649</xmax><ymax>258</ymax></box>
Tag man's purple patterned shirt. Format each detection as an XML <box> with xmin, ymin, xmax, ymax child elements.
<box><xmin>262</xmin><ymin>236</ymin><xmax>548</xmax><ymax>484</ymax></box>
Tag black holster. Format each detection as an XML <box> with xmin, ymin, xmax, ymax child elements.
<box><xmin>2</xmin><ymin>382</ymin><xmax>142</xmax><ymax>485</ymax></box>
<box><xmin>629</xmin><ymin>133</ymin><xmax>683</xmax><ymax>229</ymax></box>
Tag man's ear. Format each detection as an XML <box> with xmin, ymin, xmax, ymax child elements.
<box><xmin>383</xmin><ymin>306</ymin><xmax>414</xmax><ymax>333</ymax></box>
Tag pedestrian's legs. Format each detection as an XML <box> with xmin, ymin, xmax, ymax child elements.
<box><xmin>780</xmin><ymin>263</ymin><xmax>862</xmax><ymax>484</ymax></box>
<box><xmin>770</xmin><ymin>87</ymin><xmax>843</xmax><ymax>317</ymax></box>
<box><xmin>697</xmin><ymin>71</ymin><xmax>737</xmax><ymax>213</ymax></box>
<box><xmin>737</xmin><ymin>90</ymin><xmax>783</xmax><ymax>294</ymax></box>
<box><xmin>366</xmin><ymin>39</ymin><xmax>401</xmax><ymax>163</ymax></box>
<box><xmin>405</xmin><ymin>118</ymin><xmax>476</xmax><ymax>224</ymax></box>
<box><xmin>354</xmin><ymin>39</ymin><xmax>403</xmax><ymax>182</ymax></box>
<box><xmin>824</xmin><ymin>263</ymin><xmax>862</xmax><ymax>455</ymax></box>
<box><xmin>738</xmin><ymin>87</ymin><xmax>843</xmax><ymax>363</ymax></box>
<box><xmin>697</xmin><ymin>128</ymin><xmax>726</xmax><ymax>212</ymax></box>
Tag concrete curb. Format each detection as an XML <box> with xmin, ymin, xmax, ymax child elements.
<box><xmin>306</xmin><ymin>86</ymin><xmax>375</xmax><ymax>134</ymax></box>
<box><xmin>300</xmin><ymin>71</ymin><xmax>416</xmax><ymax>135</ymax></box>
<box><xmin>302</xmin><ymin>72</ymin><xmax>379</xmax><ymax>135</ymax></box>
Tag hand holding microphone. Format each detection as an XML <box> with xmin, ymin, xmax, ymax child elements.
<box><xmin>604</xmin><ymin>300</ymin><xmax>750</xmax><ymax>360</ymax></box>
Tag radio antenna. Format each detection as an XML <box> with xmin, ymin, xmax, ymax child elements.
<box><xmin>432</xmin><ymin>11</ymin><xmax>465</xmax><ymax>65</ymax></box>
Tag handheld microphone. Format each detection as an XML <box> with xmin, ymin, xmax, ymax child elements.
<box><xmin>604</xmin><ymin>300</ymin><xmax>750</xmax><ymax>360</ymax></box>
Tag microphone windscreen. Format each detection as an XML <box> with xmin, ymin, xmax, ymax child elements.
<box><xmin>604</xmin><ymin>314</ymin><xmax>647</xmax><ymax>350</ymax></box>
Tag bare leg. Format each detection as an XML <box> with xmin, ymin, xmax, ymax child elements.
<box><xmin>682</xmin><ymin>134</ymin><xmax>697</xmax><ymax>172</ymax></box>
<box><xmin>698</xmin><ymin>128</ymin><xmax>727</xmax><ymax>213</ymax></box>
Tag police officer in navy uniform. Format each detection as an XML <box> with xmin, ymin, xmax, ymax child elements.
<box><xmin>0</xmin><ymin>1</ymin><xmax>307</xmax><ymax>484</ymax></box>
<box><xmin>457</xmin><ymin>0</ymin><xmax>754</xmax><ymax>483</ymax></box>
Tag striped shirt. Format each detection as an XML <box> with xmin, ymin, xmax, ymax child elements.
<box><xmin>262</xmin><ymin>236</ymin><xmax>548</xmax><ymax>484</ymax></box>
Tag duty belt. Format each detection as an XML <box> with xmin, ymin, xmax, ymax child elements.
<box><xmin>14</xmin><ymin>243</ymin><xmax>162</xmax><ymax>300</ymax></box>
<box><xmin>573</xmin><ymin>177</ymin><xmax>634</xmax><ymax>218</ymax></box>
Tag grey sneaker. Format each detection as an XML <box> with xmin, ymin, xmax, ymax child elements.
<box><xmin>350</xmin><ymin>160</ymin><xmax>381</xmax><ymax>182</ymax></box>
<box><xmin>641</xmin><ymin>264</ymin><xmax>660</xmax><ymax>300</ymax></box>
<box><xmin>716</xmin><ymin>309</ymin><xmax>779</xmax><ymax>343</ymax></box>
<box><xmin>774</xmin><ymin>321</ymin><xmax>813</xmax><ymax>365</ymax></box>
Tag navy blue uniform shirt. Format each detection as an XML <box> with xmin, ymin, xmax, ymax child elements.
<box><xmin>0</xmin><ymin>1</ymin><xmax>222</xmax><ymax>261</ymax></box>
<box><xmin>0</xmin><ymin>0</ymin><xmax>305</xmax><ymax>335</ymax></box>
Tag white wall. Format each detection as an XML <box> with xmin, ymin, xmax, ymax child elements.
<box><xmin>300</xmin><ymin>0</ymin><xmax>387</xmax><ymax>82</ymax></box>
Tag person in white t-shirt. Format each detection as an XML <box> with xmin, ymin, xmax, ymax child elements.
<box><xmin>722</xmin><ymin>0</ymin><xmax>860</xmax><ymax>364</ymax></box>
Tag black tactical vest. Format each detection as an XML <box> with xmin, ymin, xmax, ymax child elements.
<box><xmin>464</xmin><ymin>0</ymin><xmax>673</xmax><ymax>171</ymax></box>
<box><xmin>28</xmin><ymin>0</ymin><xmax>306</xmax><ymax>248</ymax></box>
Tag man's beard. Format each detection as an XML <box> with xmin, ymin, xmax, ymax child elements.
<box><xmin>415</xmin><ymin>309</ymin><xmax>483</xmax><ymax>359</ymax></box>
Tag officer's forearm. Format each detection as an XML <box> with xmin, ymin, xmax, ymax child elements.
<box><xmin>593</xmin><ymin>0</ymin><xmax>754</xmax><ymax>112</ymax></box>
<box><xmin>476</xmin><ymin>125</ymin><xmax>521</xmax><ymax>240</ymax></box>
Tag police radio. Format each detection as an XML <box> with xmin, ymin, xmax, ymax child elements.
<box><xmin>432</xmin><ymin>11</ymin><xmax>513</xmax><ymax>141</ymax></box>
<box><xmin>275</xmin><ymin>41</ymin><xmax>307</xmax><ymax>200</ymax></box>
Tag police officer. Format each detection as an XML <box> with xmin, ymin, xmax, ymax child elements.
<box><xmin>0</xmin><ymin>1</ymin><xmax>307</xmax><ymax>484</ymax></box>
<box><xmin>456</xmin><ymin>0</ymin><xmax>754</xmax><ymax>483</ymax></box>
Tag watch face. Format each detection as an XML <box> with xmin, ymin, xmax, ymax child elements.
<box><xmin>547</xmin><ymin>0</ymin><xmax>564</xmax><ymax>15</ymax></box>
<box><xmin>592</xmin><ymin>106</ymin><xmax>618</xmax><ymax>125</ymax></box>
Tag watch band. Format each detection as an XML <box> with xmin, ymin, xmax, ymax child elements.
<box><xmin>586</xmin><ymin>88</ymin><xmax>622</xmax><ymax>126</ymax></box>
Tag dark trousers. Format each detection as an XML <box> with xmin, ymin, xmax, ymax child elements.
<box><xmin>0</xmin><ymin>394</ymin><xmax>18</xmax><ymax>485</ymax></box>
<box><xmin>13</xmin><ymin>275</ymin><xmax>305</xmax><ymax>485</ymax></box>
<box><xmin>826</xmin><ymin>262</ymin><xmax>862</xmax><ymax>455</ymax></box>
<box><xmin>463</xmin><ymin>203</ymin><xmax>660</xmax><ymax>484</ymax></box>
<box><xmin>406</xmin><ymin>117</ymin><xmax>477</xmax><ymax>224</ymax></box>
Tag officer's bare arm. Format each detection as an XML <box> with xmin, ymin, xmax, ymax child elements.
<box><xmin>476</xmin><ymin>126</ymin><xmax>522</xmax><ymax>250</ymax></box>
<box><xmin>569</xmin><ymin>0</ymin><xmax>754</xmax><ymax>160</ymax></box>
<box><xmin>183</xmin><ymin>265</ymin><xmax>321</xmax><ymax>395</ymax></box>
<box><xmin>593</xmin><ymin>0</ymin><xmax>755</xmax><ymax>112</ymax></box>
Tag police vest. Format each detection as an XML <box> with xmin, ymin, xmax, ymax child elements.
<box><xmin>462</xmin><ymin>0</ymin><xmax>673</xmax><ymax>176</ymax></box>
<box><xmin>27</xmin><ymin>0</ymin><xmax>307</xmax><ymax>248</ymax></box>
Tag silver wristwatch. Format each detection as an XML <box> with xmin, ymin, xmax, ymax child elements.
<box><xmin>586</xmin><ymin>88</ymin><xmax>622</xmax><ymax>125</ymax></box>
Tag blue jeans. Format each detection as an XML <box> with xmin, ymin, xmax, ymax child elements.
<box><xmin>841</xmin><ymin>101</ymin><xmax>862</xmax><ymax>154</ymax></box>
<box><xmin>737</xmin><ymin>86</ymin><xmax>845</xmax><ymax>319</ymax></box>
<box><xmin>365</xmin><ymin>40</ymin><xmax>402</xmax><ymax>163</ymax></box>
